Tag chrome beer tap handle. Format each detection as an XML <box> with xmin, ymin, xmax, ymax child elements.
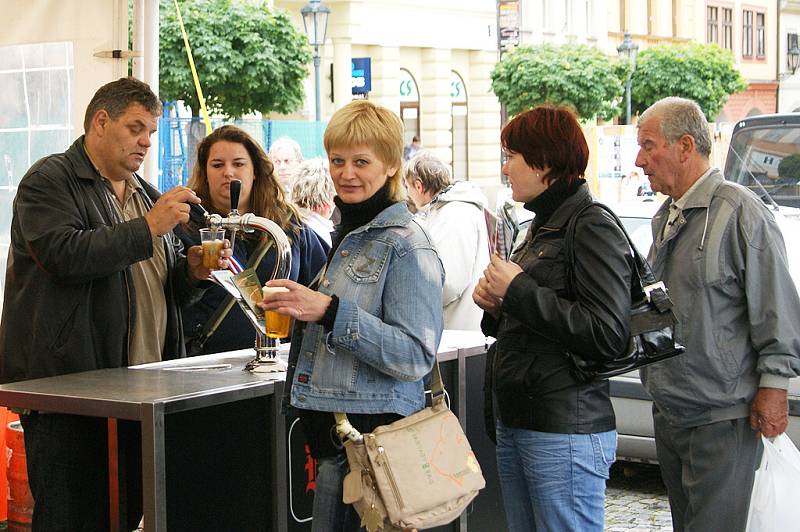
<box><xmin>200</xmin><ymin>203</ymin><xmax>293</xmax><ymax>373</ymax></box>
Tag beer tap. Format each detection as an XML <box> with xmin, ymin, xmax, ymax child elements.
<box><xmin>227</xmin><ymin>179</ymin><xmax>241</xmax><ymax>254</ymax></box>
<box><xmin>201</xmin><ymin>181</ymin><xmax>293</xmax><ymax>372</ymax></box>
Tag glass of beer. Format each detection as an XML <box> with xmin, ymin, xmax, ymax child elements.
<box><xmin>200</xmin><ymin>228</ymin><xmax>225</xmax><ymax>269</ymax></box>
<box><xmin>261</xmin><ymin>286</ymin><xmax>292</xmax><ymax>338</ymax></box>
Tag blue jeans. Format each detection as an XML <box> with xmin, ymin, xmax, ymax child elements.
<box><xmin>311</xmin><ymin>453</ymin><xmax>363</xmax><ymax>532</ymax></box>
<box><xmin>495</xmin><ymin>421</ymin><xmax>617</xmax><ymax>532</ymax></box>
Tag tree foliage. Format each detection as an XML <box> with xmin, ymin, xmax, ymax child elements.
<box><xmin>778</xmin><ymin>154</ymin><xmax>800</xmax><ymax>179</ymax></box>
<box><xmin>630</xmin><ymin>43</ymin><xmax>747</xmax><ymax>121</ymax></box>
<box><xmin>490</xmin><ymin>43</ymin><xmax>628</xmax><ymax>120</ymax></box>
<box><xmin>159</xmin><ymin>0</ymin><xmax>312</xmax><ymax>118</ymax></box>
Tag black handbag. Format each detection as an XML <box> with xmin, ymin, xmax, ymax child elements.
<box><xmin>564</xmin><ymin>202</ymin><xmax>685</xmax><ymax>382</ymax></box>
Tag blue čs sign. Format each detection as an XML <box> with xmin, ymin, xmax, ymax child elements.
<box><xmin>352</xmin><ymin>57</ymin><xmax>371</xmax><ymax>95</ymax></box>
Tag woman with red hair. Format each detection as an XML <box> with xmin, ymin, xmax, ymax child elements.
<box><xmin>474</xmin><ymin>105</ymin><xmax>633</xmax><ymax>531</ymax></box>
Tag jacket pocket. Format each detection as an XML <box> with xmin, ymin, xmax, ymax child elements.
<box><xmin>47</xmin><ymin>298</ymin><xmax>80</xmax><ymax>355</ymax></box>
<box><xmin>310</xmin><ymin>345</ymin><xmax>359</xmax><ymax>392</ymax></box>
<box><xmin>345</xmin><ymin>240</ymin><xmax>391</xmax><ymax>283</ymax></box>
<box><xmin>525</xmin><ymin>241</ymin><xmax>564</xmax><ymax>288</ymax></box>
<box><xmin>494</xmin><ymin>345</ymin><xmax>537</xmax><ymax>401</ymax></box>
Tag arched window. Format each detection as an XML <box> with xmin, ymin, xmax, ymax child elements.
<box><xmin>451</xmin><ymin>70</ymin><xmax>468</xmax><ymax>180</ymax></box>
<box><xmin>399</xmin><ymin>68</ymin><xmax>420</xmax><ymax>150</ymax></box>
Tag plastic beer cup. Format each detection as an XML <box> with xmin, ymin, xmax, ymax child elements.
<box><xmin>261</xmin><ymin>286</ymin><xmax>292</xmax><ymax>338</ymax></box>
<box><xmin>200</xmin><ymin>228</ymin><xmax>225</xmax><ymax>269</ymax></box>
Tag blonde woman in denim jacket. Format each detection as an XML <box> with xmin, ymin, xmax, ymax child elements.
<box><xmin>260</xmin><ymin>100</ymin><xmax>444</xmax><ymax>532</ymax></box>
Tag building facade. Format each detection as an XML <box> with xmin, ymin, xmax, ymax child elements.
<box><xmin>701</xmin><ymin>0</ymin><xmax>779</xmax><ymax>121</ymax></box>
<box><xmin>276</xmin><ymin>0</ymin><xmax>502</xmax><ymax>194</ymax></box>
<box><xmin>779</xmin><ymin>0</ymin><xmax>800</xmax><ymax>112</ymax></box>
<box><xmin>602</xmin><ymin>0</ymin><xmax>780</xmax><ymax>122</ymax></box>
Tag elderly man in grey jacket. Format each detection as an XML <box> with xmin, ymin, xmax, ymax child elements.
<box><xmin>635</xmin><ymin>97</ymin><xmax>800</xmax><ymax>531</ymax></box>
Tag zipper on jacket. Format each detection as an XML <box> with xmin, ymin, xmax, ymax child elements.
<box><xmin>375</xmin><ymin>445</ymin><xmax>405</xmax><ymax>509</ymax></box>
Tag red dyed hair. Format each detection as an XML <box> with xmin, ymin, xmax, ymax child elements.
<box><xmin>500</xmin><ymin>105</ymin><xmax>589</xmax><ymax>185</ymax></box>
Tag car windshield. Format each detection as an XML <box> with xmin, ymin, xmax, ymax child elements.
<box><xmin>725</xmin><ymin>123</ymin><xmax>800</xmax><ymax>209</ymax></box>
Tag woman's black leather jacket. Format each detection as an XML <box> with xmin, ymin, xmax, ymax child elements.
<box><xmin>483</xmin><ymin>184</ymin><xmax>632</xmax><ymax>435</ymax></box>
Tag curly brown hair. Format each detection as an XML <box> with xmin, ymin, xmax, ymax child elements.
<box><xmin>188</xmin><ymin>125</ymin><xmax>301</xmax><ymax>238</ymax></box>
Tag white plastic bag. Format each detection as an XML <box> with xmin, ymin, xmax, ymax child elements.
<box><xmin>745</xmin><ymin>434</ymin><xmax>800</xmax><ymax>532</ymax></box>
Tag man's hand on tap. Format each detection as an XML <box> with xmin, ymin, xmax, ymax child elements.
<box><xmin>145</xmin><ymin>186</ymin><xmax>200</xmax><ymax>237</ymax></box>
<box><xmin>259</xmin><ymin>279</ymin><xmax>332</xmax><ymax>322</ymax></box>
<box><xmin>186</xmin><ymin>241</ymin><xmax>232</xmax><ymax>283</ymax></box>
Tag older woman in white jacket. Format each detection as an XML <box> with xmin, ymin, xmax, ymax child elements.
<box><xmin>405</xmin><ymin>150</ymin><xmax>490</xmax><ymax>330</ymax></box>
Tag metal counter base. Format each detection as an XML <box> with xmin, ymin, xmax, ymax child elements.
<box><xmin>0</xmin><ymin>351</ymin><xmax>287</xmax><ymax>531</ymax></box>
<box><xmin>0</xmin><ymin>331</ymin><xmax>501</xmax><ymax>531</ymax></box>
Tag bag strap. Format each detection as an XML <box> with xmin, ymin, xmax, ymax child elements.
<box><xmin>189</xmin><ymin>237</ymin><xmax>275</xmax><ymax>354</ymax></box>
<box><xmin>564</xmin><ymin>202</ymin><xmax>671</xmax><ymax>311</ymax></box>
<box><xmin>334</xmin><ymin>360</ymin><xmax>446</xmax><ymax>443</ymax></box>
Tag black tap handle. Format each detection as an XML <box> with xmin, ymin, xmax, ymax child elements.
<box><xmin>230</xmin><ymin>180</ymin><xmax>241</xmax><ymax>212</ymax></box>
<box><xmin>189</xmin><ymin>201</ymin><xmax>208</xmax><ymax>219</ymax></box>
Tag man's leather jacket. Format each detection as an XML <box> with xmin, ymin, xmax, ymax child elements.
<box><xmin>0</xmin><ymin>137</ymin><xmax>205</xmax><ymax>383</ymax></box>
<box><xmin>483</xmin><ymin>185</ymin><xmax>632</xmax><ymax>435</ymax></box>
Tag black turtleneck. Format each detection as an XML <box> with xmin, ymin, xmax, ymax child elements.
<box><xmin>319</xmin><ymin>182</ymin><xmax>398</xmax><ymax>330</ymax></box>
<box><xmin>526</xmin><ymin>177</ymin><xmax>585</xmax><ymax>231</ymax></box>
<box><xmin>329</xmin><ymin>182</ymin><xmax>396</xmax><ymax>260</ymax></box>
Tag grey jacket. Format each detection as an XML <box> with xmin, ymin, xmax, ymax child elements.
<box><xmin>641</xmin><ymin>169</ymin><xmax>800</xmax><ymax>428</ymax></box>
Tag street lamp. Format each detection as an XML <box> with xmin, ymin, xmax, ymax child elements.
<box><xmin>617</xmin><ymin>32</ymin><xmax>639</xmax><ymax>125</ymax></box>
<box><xmin>789</xmin><ymin>43</ymin><xmax>800</xmax><ymax>76</ymax></box>
<box><xmin>301</xmin><ymin>0</ymin><xmax>330</xmax><ymax>122</ymax></box>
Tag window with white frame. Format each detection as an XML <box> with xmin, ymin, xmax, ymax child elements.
<box><xmin>722</xmin><ymin>8</ymin><xmax>733</xmax><ymax>50</ymax></box>
<box><xmin>743</xmin><ymin>9</ymin><xmax>753</xmax><ymax>57</ymax></box>
<box><xmin>0</xmin><ymin>41</ymin><xmax>74</xmax><ymax>312</ymax></box>
<box><xmin>707</xmin><ymin>6</ymin><xmax>719</xmax><ymax>44</ymax></box>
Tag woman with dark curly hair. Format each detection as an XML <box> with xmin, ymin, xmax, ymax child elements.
<box><xmin>474</xmin><ymin>105</ymin><xmax>633</xmax><ymax>531</ymax></box>
<box><xmin>176</xmin><ymin>125</ymin><xmax>328</xmax><ymax>354</ymax></box>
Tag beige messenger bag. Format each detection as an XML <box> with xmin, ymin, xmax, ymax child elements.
<box><xmin>335</xmin><ymin>361</ymin><xmax>486</xmax><ymax>532</ymax></box>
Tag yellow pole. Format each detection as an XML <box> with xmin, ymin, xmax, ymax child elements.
<box><xmin>173</xmin><ymin>0</ymin><xmax>212</xmax><ymax>135</ymax></box>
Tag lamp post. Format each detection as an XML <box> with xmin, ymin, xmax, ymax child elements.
<box><xmin>789</xmin><ymin>43</ymin><xmax>800</xmax><ymax>76</ymax></box>
<box><xmin>617</xmin><ymin>32</ymin><xmax>639</xmax><ymax>125</ymax></box>
<box><xmin>301</xmin><ymin>0</ymin><xmax>330</xmax><ymax>122</ymax></box>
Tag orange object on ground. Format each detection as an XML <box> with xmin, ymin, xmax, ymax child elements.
<box><xmin>0</xmin><ymin>407</ymin><xmax>7</xmax><ymax>522</ymax></box>
<box><xmin>6</xmin><ymin>419</ymin><xmax>33</xmax><ymax>529</ymax></box>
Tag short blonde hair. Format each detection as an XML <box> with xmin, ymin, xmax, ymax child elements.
<box><xmin>323</xmin><ymin>100</ymin><xmax>406</xmax><ymax>201</ymax></box>
<box><xmin>291</xmin><ymin>158</ymin><xmax>334</xmax><ymax>211</ymax></box>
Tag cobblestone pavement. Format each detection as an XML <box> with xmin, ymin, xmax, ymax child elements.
<box><xmin>605</xmin><ymin>461</ymin><xmax>673</xmax><ymax>531</ymax></box>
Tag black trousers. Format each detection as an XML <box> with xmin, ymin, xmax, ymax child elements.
<box><xmin>20</xmin><ymin>412</ymin><xmax>142</xmax><ymax>532</ymax></box>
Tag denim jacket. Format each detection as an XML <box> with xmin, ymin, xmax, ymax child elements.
<box><xmin>287</xmin><ymin>202</ymin><xmax>445</xmax><ymax>416</ymax></box>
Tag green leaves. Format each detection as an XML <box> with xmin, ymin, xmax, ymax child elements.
<box><xmin>160</xmin><ymin>0</ymin><xmax>312</xmax><ymax>118</ymax></box>
<box><xmin>630</xmin><ymin>43</ymin><xmax>747</xmax><ymax>121</ymax></box>
<box><xmin>490</xmin><ymin>43</ymin><xmax>627</xmax><ymax>121</ymax></box>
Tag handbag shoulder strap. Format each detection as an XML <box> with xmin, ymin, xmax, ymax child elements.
<box><xmin>564</xmin><ymin>202</ymin><xmax>668</xmax><ymax>310</ymax></box>
<box><xmin>334</xmin><ymin>360</ymin><xmax>446</xmax><ymax>443</ymax></box>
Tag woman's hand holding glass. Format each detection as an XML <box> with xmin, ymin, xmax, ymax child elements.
<box><xmin>259</xmin><ymin>278</ymin><xmax>333</xmax><ymax>322</ymax></box>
